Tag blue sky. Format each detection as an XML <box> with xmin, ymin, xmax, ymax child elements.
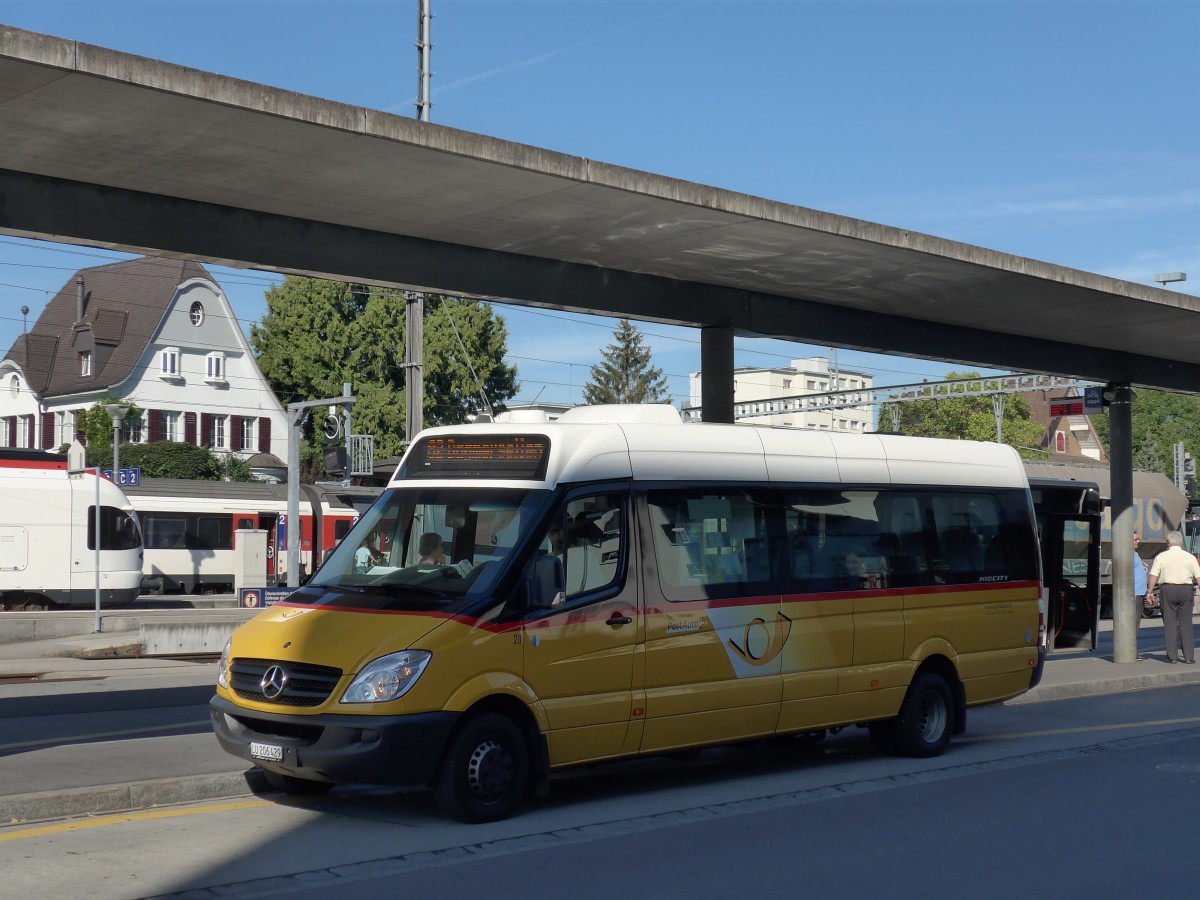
<box><xmin>2</xmin><ymin>0</ymin><xmax>1198</xmax><ymax>410</ymax></box>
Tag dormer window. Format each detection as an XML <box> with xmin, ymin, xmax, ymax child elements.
<box><xmin>79</xmin><ymin>351</ymin><xmax>92</xmax><ymax>377</ymax></box>
<box><xmin>205</xmin><ymin>352</ymin><xmax>226</xmax><ymax>383</ymax></box>
<box><xmin>189</xmin><ymin>301</ymin><xmax>205</xmax><ymax>326</ymax></box>
<box><xmin>159</xmin><ymin>347</ymin><xmax>182</xmax><ymax>380</ymax></box>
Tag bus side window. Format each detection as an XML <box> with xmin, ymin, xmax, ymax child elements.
<box><xmin>560</xmin><ymin>494</ymin><xmax>623</xmax><ymax>601</ymax></box>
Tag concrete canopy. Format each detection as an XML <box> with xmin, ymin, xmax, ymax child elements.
<box><xmin>2</xmin><ymin>24</ymin><xmax>1200</xmax><ymax>391</ymax></box>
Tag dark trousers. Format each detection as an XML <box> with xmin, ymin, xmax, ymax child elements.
<box><xmin>1160</xmin><ymin>583</ymin><xmax>1195</xmax><ymax>662</ymax></box>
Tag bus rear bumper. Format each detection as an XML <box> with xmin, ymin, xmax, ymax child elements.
<box><xmin>1029</xmin><ymin>645</ymin><xmax>1047</xmax><ymax>689</ymax></box>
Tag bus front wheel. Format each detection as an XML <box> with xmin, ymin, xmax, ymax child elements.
<box><xmin>434</xmin><ymin>711</ymin><xmax>529</xmax><ymax>823</ymax></box>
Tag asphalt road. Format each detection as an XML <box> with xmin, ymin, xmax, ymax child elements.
<box><xmin>3</xmin><ymin>683</ymin><xmax>1200</xmax><ymax>899</ymax></box>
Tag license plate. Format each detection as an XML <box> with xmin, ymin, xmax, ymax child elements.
<box><xmin>249</xmin><ymin>741</ymin><xmax>284</xmax><ymax>763</ymax></box>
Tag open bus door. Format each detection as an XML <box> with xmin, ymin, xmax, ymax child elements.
<box><xmin>1047</xmin><ymin>513</ymin><xmax>1101</xmax><ymax>651</ymax></box>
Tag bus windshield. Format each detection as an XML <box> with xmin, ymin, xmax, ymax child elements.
<box><xmin>307</xmin><ymin>486</ymin><xmax>552</xmax><ymax>610</ymax></box>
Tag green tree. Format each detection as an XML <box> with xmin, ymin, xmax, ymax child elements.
<box><xmin>582</xmin><ymin>319</ymin><xmax>670</xmax><ymax>405</ymax></box>
<box><xmin>71</xmin><ymin>397</ymin><xmax>144</xmax><ymax>462</ymax></box>
<box><xmin>1093</xmin><ymin>387</ymin><xmax>1200</xmax><ymax>478</ymax></box>
<box><xmin>251</xmin><ymin>279</ymin><xmax>518</xmax><ymax>460</ymax></box>
<box><xmin>879</xmin><ymin>371</ymin><xmax>1046</xmax><ymax>456</ymax></box>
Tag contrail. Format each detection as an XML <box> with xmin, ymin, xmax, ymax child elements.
<box><xmin>387</xmin><ymin>7</ymin><xmax>683</xmax><ymax>113</ymax></box>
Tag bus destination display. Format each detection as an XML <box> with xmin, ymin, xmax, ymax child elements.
<box><xmin>404</xmin><ymin>435</ymin><xmax>550</xmax><ymax>480</ymax></box>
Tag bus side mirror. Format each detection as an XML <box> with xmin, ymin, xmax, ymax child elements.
<box><xmin>526</xmin><ymin>554</ymin><xmax>565</xmax><ymax>609</ymax></box>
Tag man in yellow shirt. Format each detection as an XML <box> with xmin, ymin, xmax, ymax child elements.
<box><xmin>1146</xmin><ymin>531</ymin><xmax>1200</xmax><ymax>664</ymax></box>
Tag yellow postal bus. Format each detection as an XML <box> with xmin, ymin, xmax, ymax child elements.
<box><xmin>210</xmin><ymin>404</ymin><xmax>1045</xmax><ymax>821</ymax></box>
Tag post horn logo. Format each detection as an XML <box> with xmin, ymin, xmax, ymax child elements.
<box><xmin>728</xmin><ymin>611</ymin><xmax>792</xmax><ymax>666</ymax></box>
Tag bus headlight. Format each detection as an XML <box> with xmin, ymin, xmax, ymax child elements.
<box><xmin>341</xmin><ymin>650</ymin><xmax>432</xmax><ymax>704</ymax></box>
<box><xmin>217</xmin><ymin>637</ymin><xmax>231</xmax><ymax>689</ymax></box>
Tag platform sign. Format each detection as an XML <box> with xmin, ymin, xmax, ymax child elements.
<box><xmin>100</xmin><ymin>466</ymin><xmax>142</xmax><ymax>486</ymax></box>
<box><xmin>240</xmin><ymin>586</ymin><xmax>301</xmax><ymax>608</ymax></box>
<box><xmin>1083</xmin><ymin>386</ymin><xmax>1105</xmax><ymax>415</ymax></box>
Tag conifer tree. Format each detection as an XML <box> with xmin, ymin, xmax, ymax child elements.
<box><xmin>582</xmin><ymin>319</ymin><xmax>670</xmax><ymax>405</ymax></box>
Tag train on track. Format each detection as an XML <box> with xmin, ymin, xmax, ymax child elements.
<box><xmin>0</xmin><ymin>449</ymin><xmax>144</xmax><ymax>611</ymax></box>
<box><xmin>124</xmin><ymin>479</ymin><xmax>383</xmax><ymax>594</ymax></box>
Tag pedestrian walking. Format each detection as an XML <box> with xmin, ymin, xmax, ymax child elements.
<box><xmin>1133</xmin><ymin>531</ymin><xmax>1148</xmax><ymax>617</ymax></box>
<box><xmin>1146</xmin><ymin>530</ymin><xmax>1200</xmax><ymax>664</ymax></box>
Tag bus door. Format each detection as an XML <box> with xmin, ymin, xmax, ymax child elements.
<box><xmin>1048</xmin><ymin>513</ymin><xmax>1101</xmax><ymax>651</ymax></box>
<box><xmin>521</xmin><ymin>489</ymin><xmax>639</xmax><ymax>765</ymax></box>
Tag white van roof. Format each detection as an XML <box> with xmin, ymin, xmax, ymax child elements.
<box><xmin>399</xmin><ymin>404</ymin><xmax>1027</xmax><ymax>490</ymax></box>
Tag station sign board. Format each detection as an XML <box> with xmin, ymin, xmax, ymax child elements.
<box><xmin>1049</xmin><ymin>396</ymin><xmax>1085</xmax><ymax>417</ymax></box>
<box><xmin>239</xmin><ymin>586</ymin><xmax>301</xmax><ymax>608</ymax></box>
<box><xmin>100</xmin><ymin>466</ymin><xmax>142</xmax><ymax>486</ymax></box>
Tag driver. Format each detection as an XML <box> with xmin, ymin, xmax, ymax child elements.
<box><xmin>417</xmin><ymin>532</ymin><xmax>446</xmax><ymax>571</ymax></box>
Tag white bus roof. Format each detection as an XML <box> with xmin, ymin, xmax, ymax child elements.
<box><xmin>397</xmin><ymin>405</ymin><xmax>1028</xmax><ymax>491</ymax></box>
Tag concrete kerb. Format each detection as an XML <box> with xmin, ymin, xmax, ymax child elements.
<box><xmin>0</xmin><ymin>609</ymin><xmax>256</xmax><ymax>658</ymax></box>
<box><xmin>0</xmin><ymin>769</ymin><xmax>271</xmax><ymax>826</ymax></box>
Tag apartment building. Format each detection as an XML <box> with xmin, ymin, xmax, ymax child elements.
<box><xmin>688</xmin><ymin>356</ymin><xmax>875</xmax><ymax>432</ymax></box>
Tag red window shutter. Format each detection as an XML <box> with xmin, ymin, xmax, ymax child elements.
<box><xmin>184</xmin><ymin>412</ymin><xmax>197</xmax><ymax>445</ymax></box>
<box><xmin>200</xmin><ymin>413</ymin><xmax>213</xmax><ymax>448</ymax></box>
<box><xmin>41</xmin><ymin>413</ymin><xmax>55</xmax><ymax>450</ymax></box>
<box><xmin>258</xmin><ymin>417</ymin><xmax>271</xmax><ymax>453</ymax></box>
<box><xmin>7</xmin><ymin>416</ymin><xmax>16</xmax><ymax>448</ymax></box>
<box><xmin>230</xmin><ymin>416</ymin><xmax>243</xmax><ymax>452</ymax></box>
<box><xmin>148</xmin><ymin>409</ymin><xmax>163</xmax><ymax>442</ymax></box>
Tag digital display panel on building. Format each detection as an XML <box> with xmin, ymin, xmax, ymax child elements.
<box><xmin>402</xmin><ymin>434</ymin><xmax>550</xmax><ymax>480</ymax></box>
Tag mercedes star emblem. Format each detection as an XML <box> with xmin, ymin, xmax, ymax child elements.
<box><xmin>260</xmin><ymin>664</ymin><xmax>288</xmax><ymax>700</ymax></box>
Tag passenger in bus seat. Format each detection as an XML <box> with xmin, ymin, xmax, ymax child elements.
<box><xmin>353</xmin><ymin>532</ymin><xmax>384</xmax><ymax>573</ymax></box>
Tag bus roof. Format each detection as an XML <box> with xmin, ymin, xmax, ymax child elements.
<box><xmin>399</xmin><ymin>405</ymin><xmax>1029</xmax><ymax>491</ymax></box>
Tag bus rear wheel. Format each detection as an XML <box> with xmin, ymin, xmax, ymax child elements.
<box><xmin>890</xmin><ymin>672</ymin><xmax>954</xmax><ymax>758</ymax></box>
<box><xmin>434</xmin><ymin>712</ymin><xmax>529</xmax><ymax>823</ymax></box>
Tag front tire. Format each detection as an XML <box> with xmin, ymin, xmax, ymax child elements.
<box><xmin>434</xmin><ymin>712</ymin><xmax>529</xmax><ymax>823</ymax></box>
<box><xmin>891</xmin><ymin>672</ymin><xmax>954</xmax><ymax>758</ymax></box>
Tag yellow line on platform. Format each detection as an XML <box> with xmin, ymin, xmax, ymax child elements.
<box><xmin>0</xmin><ymin>799</ymin><xmax>273</xmax><ymax>842</ymax></box>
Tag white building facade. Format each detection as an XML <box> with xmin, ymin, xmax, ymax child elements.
<box><xmin>688</xmin><ymin>356</ymin><xmax>875</xmax><ymax>432</ymax></box>
<box><xmin>0</xmin><ymin>257</ymin><xmax>287</xmax><ymax>463</ymax></box>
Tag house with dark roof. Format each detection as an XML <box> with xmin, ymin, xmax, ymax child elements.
<box><xmin>0</xmin><ymin>257</ymin><xmax>287</xmax><ymax>468</ymax></box>
<box><xmin>1023</xmin><ymin>389</ymin><xmax>1106</xmax><ymax>463</ymax></box>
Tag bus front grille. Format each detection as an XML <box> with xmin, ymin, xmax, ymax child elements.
<box><xmin>230</xmin><ymin>658</ymin><xmax>343</xmax><ymax>706</ymax></box>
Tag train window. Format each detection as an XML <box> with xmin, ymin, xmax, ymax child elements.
<box><xmin>236</xmin><ymin>518</ymin><xmax>255</xmax><ymax>530</ymax></box>
<box><xmin>144</xmin><ymin>515</ymin><xmax>186</xmax><ymax>549</ymax></box>
<box><xmin>196</xmin><ymin>516</ymin><xmax>233</xmax><ymax>550</ymax></box>
<box><xmin>87</xmin><ymin>506</ymin><xmax>143</xmax><ymax>551</ymax></box>
<box><xmin>334</xmin><ymin>520</ymin><xmax>352</xmax><ymax>542</ymax></box>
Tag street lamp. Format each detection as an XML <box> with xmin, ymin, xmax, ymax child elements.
<box><xmin>103</xmin><ymin>403</ymin><xmax>130</xmax><ymax>478</ymax></box>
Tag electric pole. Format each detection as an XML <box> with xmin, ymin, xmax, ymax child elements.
<box><xmin>406</xmin><ymin>0</ymin><xmax>433</xmax><ymax>445</ymax></box>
